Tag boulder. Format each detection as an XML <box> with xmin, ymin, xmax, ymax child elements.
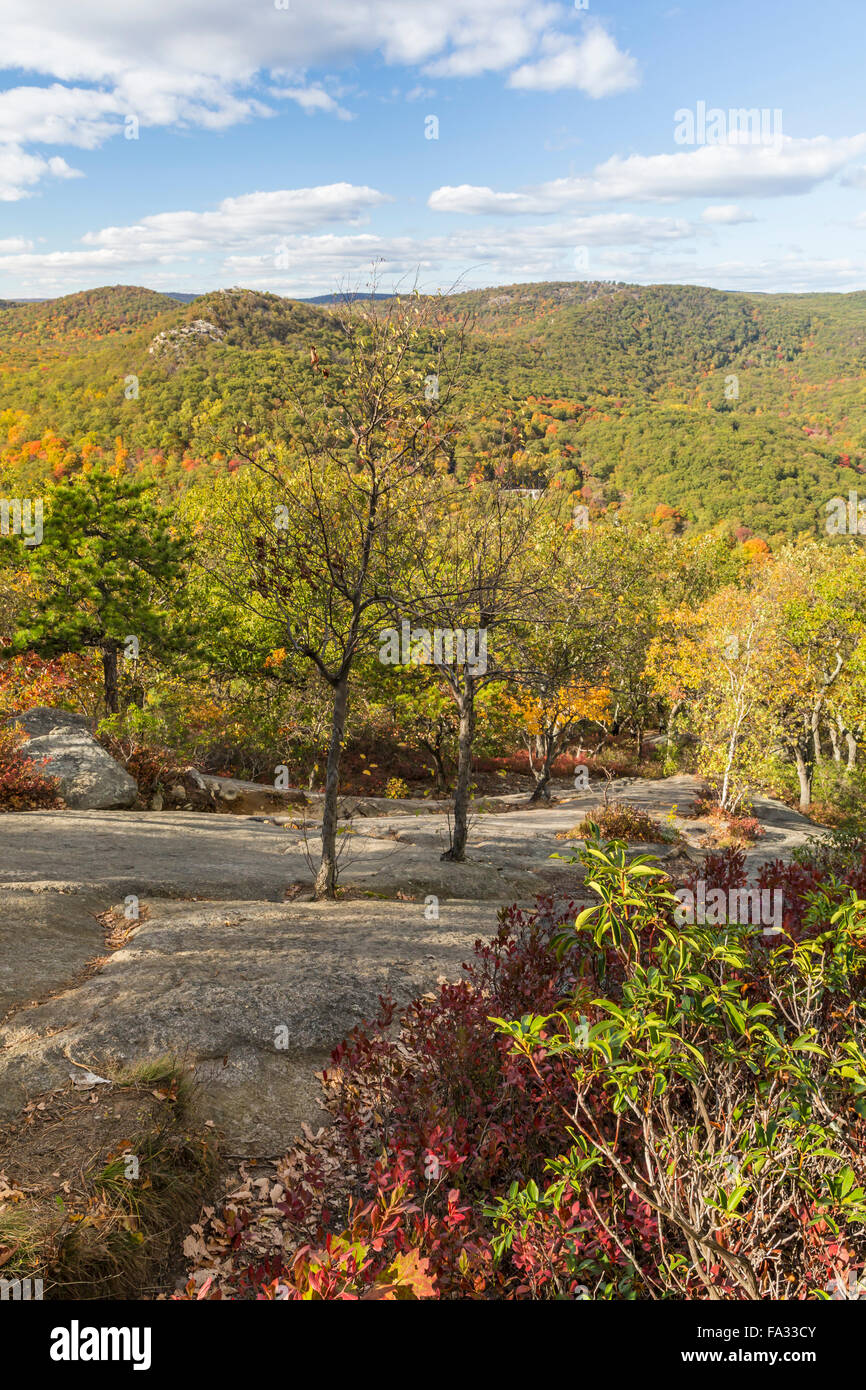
<box><xmin>6</xmin><ymin>706</ymin><xmax>93</xmax><ymax>739</ymax></box>
<box><xmin>181</xmin><ymin>768</ymin><xmax>308</xmax><ymax>814</ymax></box>
<box><xmin>6</xmin><ymin>708</ymin><xmax>137</xmax><ymax>810</ymax></box>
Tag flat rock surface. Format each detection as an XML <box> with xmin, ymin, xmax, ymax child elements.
<box><xmin>0</xmin><ymin>774</ymin><xmax>820</xmax><ymax>1154</ymax></box>
<box><xmin>0</xmin><ymin>891</ymin><xmax>105</xmax><ymax>1022</ymax></box>
<box><xmin>0</xmin><ymin>897</ymin><xmax>502</xmax><ymax>1152</ymax></box>
<box><xmin>0</xmin><ymin>775</ymin><xmax>701</xmax><ymax>900</ymax></box>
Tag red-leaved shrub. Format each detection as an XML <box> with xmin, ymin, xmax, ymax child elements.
<box><xmin>0</xmin><ymin>725</ymin><xmax>62</xmax><ymax>811</ymax></box>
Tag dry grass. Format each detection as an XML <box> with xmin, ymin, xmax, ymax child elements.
<box><xmin>0</xmin><ymin>1058</ymin><xmax>218</xmax><ymax>1300</ymax></box>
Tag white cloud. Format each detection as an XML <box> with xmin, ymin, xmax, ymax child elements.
<box><xmin>219</xmin><ymin>220</ymin><xmax>683</xmax><ymax>293</ymax></box>
<box><xmin>0</xmin><ymin>181</ymin><xmax>391</xmax><ymax>284</ymax></box>
<box><xmin>429</xmin><ymin>184</ymin><xmax>543</xmax><ymax>215</ymax></box>
<box><xmin>421</xmin><ymin>4</ymin><xmax>561</xmax><ymax>78</ymax></box>
<box><xmin>701</xmin><ymin>204</ymin><xmax>757</xmax><ymax>224</ymax></box>
<box><xmin>429</xmin><ymin>133</ymin><xmax>866</xmax><ymax>213</ymax></box>
<box><xmin>270</xmin><ymin>85</ymin><xmax>353</xmax><ymax>121</ymax></box>
<box><xmin>0</xmin><ymin>246</ymin><xmax>157</xmax><ymax>270</ymax></box>
<box><xmin>80</xmin><ymin>185</ymin><xmax>391</xmax><ymax>258</ymax></box>
<box><xmin>0</xmin><ymin>196</ymin><xmax>699</xmax><ymax>295</ymax></box>
<box><xmin>0</xmin><ymin>4</ymin><xmax>640</xmax><ymax>203</ymax></box>
<box><xmin>675</xmin><ymin>252</ymin><xmax>866</xmax><ymax>294</ymax></box>
<box><xmin>0</xmin><ymin>85</ymin><xmax>124</xmax><ymax>149</ymax></box>
<box><xmin>0</xmin><ymin>146</ymin><xmax>82</xmax><ymax>201</ymax></box>
<box><xmin>0</xmin><ymin>1</ymin><xmax>628</xmax><ymax>149</ymax></box>
<box><xmin>508</xmin><ymin>24</ymin><xmax>638</xmax><ymax>97</ymax></box>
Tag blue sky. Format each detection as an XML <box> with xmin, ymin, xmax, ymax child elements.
<box><xmin>1</xmin><ymin>0</ymin><xmax>866</xmax><ymax>298</ymax></box>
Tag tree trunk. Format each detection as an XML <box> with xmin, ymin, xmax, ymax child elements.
<box><xmin>811</xmin><ymin>705</ymin><xmax>824</xmax><ymax>765</ymax></box>
<box><xmin>828</xmin><ymin>721</ymin><xmax>841</xmax><ymax>763</ymax></box>
<box><xmin>794</xmin><ymin>746</ymin><xmax>813</xmax><ymax>811</ymax></box>
<box><xmin>102</xmin><ymin>647</ymin><xmax>119</xmax><ymax>715</ymax></box>
<box><xmin>431</xmin><ymin>745</ymin><xmax>449</xmax><ymax>796</ymax></box>
<box><xmin>666</xmin><ymin>699</ymin><xmax>683</xmax><ymax>745</ymax></box>
<box><xmin>528</xmin><ymin>769</ymin><xmax>552</xmax><ymax>803</ymax></box>
<box><xmin>420</xmin><ymin>730</ymin><xmax>449</xmax><ymax>795</ymax></box>
<box><xmin>315</xmin><ymin>677</ymin><xmax>349</xmax><ymax>899</ymax></box>
<box><xmin>441</xmin><ymin>682</ymin><xmax>475</xmax><ymax>862</ymax></box>
<box><xmin>528</xmin><ymin>730</ymin><xmax>555</xmax><ymax>803</ymax></box>
<box><xmin>846</xmin><ymin>730</ymin><xmax>858</xmax><ymax>773</ymax></box>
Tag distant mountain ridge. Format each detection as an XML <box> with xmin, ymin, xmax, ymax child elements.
<box><xmin>1</xmin><ymin>280</ymin><xmax>865</xmax><ymax>542</ymax></box>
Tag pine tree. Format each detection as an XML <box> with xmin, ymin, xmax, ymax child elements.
<box><xmin>7</xmin><ymin>467</ymin><xmax>191</xmax><ymax>714</ymax></box>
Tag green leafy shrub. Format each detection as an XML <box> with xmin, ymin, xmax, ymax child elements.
<box><xmin>494</xmin><ymin>835</ymin><xmax>866</xmax><ymax>1298</ymax></box>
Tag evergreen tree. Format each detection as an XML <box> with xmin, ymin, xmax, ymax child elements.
<box><xmin>6</xmin><ymin>467</ymin><xmax>191</xmax><ymax>714</ymax></box>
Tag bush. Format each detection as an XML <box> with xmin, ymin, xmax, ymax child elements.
<box><xmin>708</xmin><ymin>809</ymin><xmax>764</xmax><ymax>845</ymax></box>
<box><xmin>558</xmin><ymin>806</ymin><xmax>675</xmax><ymax>843</ymax></box>
<box><xmin>0</xmin><ymin>725</ymin><xmax>62</xmax><ymax>811</ymax></box>
<box><xmin>178</xmin><ymin>834</ymin><xmax>866</xmax><ymax>1301</ymax></box>
<box><xmin>96</xmin><ymin>725</ymin><xmax>184</xmax><ymax>801</ymax></box>
<box><xmin>809</xmin><ymin>766</ymin><xmax>866</xmax><ymax>834</ymax></box>
<box><xmin>384</xmin><ymin>777</ymin><xmax>410</xmax><ymax>799</ymax></box>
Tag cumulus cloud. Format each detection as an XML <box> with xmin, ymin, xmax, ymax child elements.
<box><xmin>0</xmin><ymin>85</ymin><xmax>124</xmax><ymax>149</ymax></box>
<box><xmin>14</xmin><ymin>236</ymin><xmax>861</xmax><ymax>300</ymax></box>
<box><xmin>0</xmin><ymin>181</ymin><xmax>391</xmax><ymax>285</ymax></box>
<box><xmin>508</xmin><ymin>24</ymin><xmax>638</xmax><ymax>97</ymax></box>
<box><xmin>218</xmin><ymin>217</ymin><xmax>694</xmax><ymax>293</ymax></box>
<box><xmin>429</xmin><ymin>133</ymin><xmax>866</xmax><ymax>213</ymax></box>
<box><xmin>80</xmin><ymin>184</ymin><xmax>391</xmax><ymax>257</ymax></box>
<box><xmin>421</xmin><ymin>4</ymin><xmax>561</xmax><ymax>78</ymax></box>
<box><xmin>701</xmin><ymin>204</ymin><xmax>757</xmax><ymax>224</ymax></box>
<box><xmin>0</xmin><ymin>145</ymin><xmax>82</xmax><ymax>201</ymax></box>
<box><xmin>0</xmin><ymin>4</ymin><xmax>639</xmax><ymax>195</ymax></box>
<box><xmin>0</xmin><ymin>1</ymin><xmax>638</xmax><ymax>168</ymax></box>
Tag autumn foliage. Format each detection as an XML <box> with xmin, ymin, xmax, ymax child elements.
<box><xmin>178</xmin><ymin>830</ymin><xmax>866</xmax><ymax>1301</ymax></box>
<box><xmin>0</xmin><ymin>724</ymin><xmax>62</xmax><ymax>811</ymax></box>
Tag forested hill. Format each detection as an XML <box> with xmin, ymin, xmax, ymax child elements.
<box><xmin>2</xmin><ymin>279</ymin><xmax>865</xmax><ymax>542</ymax></box>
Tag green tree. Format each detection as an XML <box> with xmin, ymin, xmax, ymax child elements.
<box><xmin>7</xmin><ymin>466</ymin><xmax>192</xmax><ymax>714</ymax></box>
<box><xmin>214</xmin><ymin>291</ymin><xmax>463</xmax><ymax>897</ymax></box>
<box><xmin>396</xmin><ymin>481</ymin><xmax>550</xmax><ymax>860</ymax></box>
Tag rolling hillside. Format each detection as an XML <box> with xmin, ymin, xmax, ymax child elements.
<box><xmin>1</xmin><ymin>279</ymin><xmax>864</xmax><ymax>541</ymax></box>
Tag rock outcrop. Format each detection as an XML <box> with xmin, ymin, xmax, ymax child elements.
<box><xmin>177</xmin><ymin>768</ymin><xmax>308</xmax><ymax>814</ymax></box>
<box><xmin>6</xmin><ymin>707</ymin><xmax>138</xmax><ymax>810</ymax></box>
